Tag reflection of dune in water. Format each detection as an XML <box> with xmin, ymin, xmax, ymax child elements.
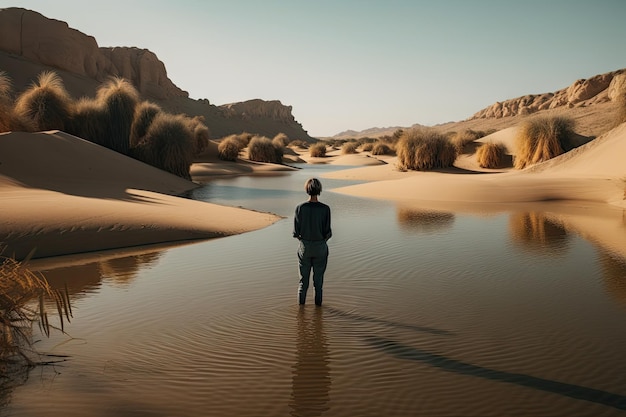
<box><xmin>40</xmin><ymin>251</ymin><xmax>162</xmax><ymax>296</ymax></box>
<box><xmin>508</xmin><ymin>212</ymin><xmax>570</xmax><ymax>256</ymax></box>
<box><xmin>599</xmin><ymin>252</ymin><xmax>626</xmax><ymax>307</ymax></box>
<box><xmin>289</xmin><ymin>308</ymin><xmax>330</xmax><ymax>417</ymax></box>
<box><xmin>396</xmin><ymin>208</ymin><xmax>455</xmax><ymax>234</ymax></box>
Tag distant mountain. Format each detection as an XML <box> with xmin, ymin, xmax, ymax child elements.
<box><xmin>0</xmin><ymin>7</ymin><xmax>315</xmax><ymax>141</ymax></box>
<box><xmin>332</xmin><ymin>124</ymin><xmax>424</xmax><ymax>139</ymax></box>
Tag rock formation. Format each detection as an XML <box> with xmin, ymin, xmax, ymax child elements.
<box><xmin>471</xmin><ymin>69</ymin><xmax>626</xmax><ymax>120</ymax></box>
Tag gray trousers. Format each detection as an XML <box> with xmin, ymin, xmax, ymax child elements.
<box><xmin>297</xmin><ymin>240</ymin><xmax>328</xmax><ymax>305</ymax></box>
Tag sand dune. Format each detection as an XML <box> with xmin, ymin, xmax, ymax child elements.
<box><xmin>0</xmin><ymin>131</ymin><xmax>280</xmax><ymax>260</ymax></box>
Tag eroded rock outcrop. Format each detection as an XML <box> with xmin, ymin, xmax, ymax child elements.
<box><xmin>472</xmin><ymin>69</ymin><xmax>626</xmax><ymax>120</ymax></box>
<box><xmin>0</xmin><ymin>7</ymin><xmax>186</xmax><ymax>99</ymax></box>
<box><xmin>220</xmin><ymin>99</ymin><xmax>296</xmax><ymax>122</ymax></box>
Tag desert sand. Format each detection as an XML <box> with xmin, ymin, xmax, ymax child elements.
<box><xmin>0</xmin><ymin>131</ymin><xmax>281</xmax><ymax>260</ymax></box>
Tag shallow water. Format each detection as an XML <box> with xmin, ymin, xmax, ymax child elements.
<box><xmin>4</xmin><ymin>165</ymin><xmax>626</xmax><ymax>417</ymax></box>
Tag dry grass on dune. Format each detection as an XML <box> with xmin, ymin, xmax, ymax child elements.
<box><xmin>132</xmin><ymin>113</ymin><xmax>195</xmax><ymax>179</ymax></box>
<box><xmin>0</xmin><ymin>72</ymin><xmax>34</xmax><ymax>133</ymax></box>
<box><xmin>68</xmin><ymin>97</ymin><xmax>106</xmax><ymax>144</ymax></box>
<box><xmin>396</xmin><ymin>128</ymin><xmax>457</xmax><ymax>171</ymax></box>
<box><xmin>476</xmin><ymin>142</ymin><xmax>507</xmax><ymax>169</ymax></box>
<box><xmin>272</xmin><ymin>133</ymin><xmax>289</xmax><ymax>148</ymax></box>
<box><xmin>187</xmin><ymin>115</ymin><xmax>210</xmax><ymax>155</ymax></box>
<box><xmin>361</xmin><ymin>142</ymin><xmax>374</xmax><ymax>152</ymax></box>
<box><xmin>13</xmin><ymin>71</ymin><xmax>73</xmax><ymax>132</ymax></box>
<box><xmin>248</xmin><ymin>136</ymin><xmax>283</xmax><ymax>164</ymax></box>
<box><xmin>514</xmin><ymin>116</ymin><xmax>575</xmax><ymax>169</ymax></box>
<box><xmin>218</xmin><ymin>135</ymin><xmax>243</xmax><ymax>161</ymax></box>
<box><xmin>309</xmin><ymin>142</ymin><xmax>327</xmax><ymax>157</ymax></box>
<box><xmin>452</xmin><ymin>129</ymin><xmax>482</xmax><ymax>154</ymax></box>
<box><xmin>130</xmin><ymin>101</ymin><xmax>162</xmax><ymax>147</ymax></box>
<box><xmin>1</xmin><ymin>254</ymin><xmax>72</xmax><ymax>368</ymax></box>
<box><xmin>342</xmin><ymin>142</ymin><xmax>359</xmax><ymax>154</ymax></box>
<box><xmin>371</xmin><ymin>142</ymin><xmax>393</xmax><ymax>155</ymax></box>
<box><xmin>95</xmin><ymin>77</ymin><xmax>140</xmax><ymax>156</ymax></box>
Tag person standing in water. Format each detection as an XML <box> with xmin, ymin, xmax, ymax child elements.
<box><xmin>293</xmin><ymin>178</ymin><xmax>332</xmax><ymax>306</ymax></box>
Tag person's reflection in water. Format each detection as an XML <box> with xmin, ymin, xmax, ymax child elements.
<box><xmin>290</xmin><ymin>307</ymin><xmax>331</xmax><ymax>417</ymax></box>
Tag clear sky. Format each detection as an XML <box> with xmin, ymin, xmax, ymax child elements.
<box><xmin>6</xmin><ymin>0</ymin><xmax>626</xmax><ymax>137</ymax></box>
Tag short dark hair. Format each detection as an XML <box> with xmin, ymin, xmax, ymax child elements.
<box><xmin>305</xmin><ymin>178</ymin><xmax>322</xmax><ymax>196</ymax></box>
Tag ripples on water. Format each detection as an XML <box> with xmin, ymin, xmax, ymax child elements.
<box><xmin>5</xmin><ymin>165</ymin><xmax>626</xmax><ymax>417</ymax></box>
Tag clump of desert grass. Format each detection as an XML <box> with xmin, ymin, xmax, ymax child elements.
<box><xmin>0</xmin><ymin>72</ymin><xmax>34</xmax><ymax>133</ymax></box>
<box><xmin>309</xmin><ymin>142</ymin><xmax>327</xmax><ymax>157</ymax></box>
<box><xmin>131</xmin><ymin>113</ymin><xmax>194</xmax><ymax>179</ymax></box>
<box><xmin>1</xmin><ymin>253</ymin><xmax>72</xmax><ymax>369</ymax></box>
<box><xmin>451</xmin><ymin>129</ymin><xmax>490</xmax><ymax>154</ymax></box>
<box><xmin>288</xmin><ymin>139</ymin><xmax>308</xmax><ymax>149</ymax></box>
<box><xmin>94</xmin><ymin>77</ymin><xmax>140</xmax><ymax>155</ymax></box>
<box><xmin>13</xmin><ymin>71</ymin><xmax>73</xmax><ymax>132</ymax></box>
<box><xmin>218</xmin><ymin>135</ymin><xmax>245</xmax><ymax>161</ymax></box>
<box><xmin>396</xmin><ymin>128</ymin><xmax>457</xmax><ymax>171</ymax></box>
<box><xmin>130</xmin><ymin>101</ymin><xmax>162</xmax><ymax>147</ymax></box>
<box><xmin>361</xmin><ymin>142</ymin><xmax>374</xmax><ymax>152</ymax></box>
<box><xmin>247</xmin><ymin>136</ymin><xmax>284</xmax><ymax>164</ymax></box>
<box><xmin>514</xmin><ymin>116</ymin><xmax>575</xmax><ymax>169</ymax></box>
<box><xmin>67</xmin><ymin>97</ymin><xmax>107</xmax><ymax>144</ymax></box>
<box><xmin>342</xmin><ymin>142</ymin><xmax>359</xmax><ymax>154</ymax></box>
<box><xmin>272</xmin><ymin>133</ymin><xmax>289</xmax><ymax>148</ymax></box>
<box><xmin>476</xmin><ymin>142</ymin><xmax>507</xmax><ymax>169</ymax></box>
<box><xmin>371</xmin><ymin>142</ymin><xmax>393</xmax><ymax>155</ymax></box>
<box><xmin>186</xmin><ymin>115</ymin><xmax>210</xmax><ymax>155</ymax></box>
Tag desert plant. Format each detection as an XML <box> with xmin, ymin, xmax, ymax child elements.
<box><xmin>13</xmin><ymin>71</ymin><xmax>73</xmax><ymax>131</ymax></box>
<box><xmin>396</xmin><ymin>128</ymin><xmax>457</xmax><ymax>171</ymax></box>
<box><xmin>288</xmin><ymin>140</ymin><xmax>308</xmax><ymax>148</ymax></box>
<box><xmin>68</xmin><ymin>97</ymin><xmax>107</xmax><ymax>144</ymax></box>
<box><xmin>309</xmin><ymin>142</ymin><xmax>327</xmax><ymax>157</ymax></box>
<box><xmin>95</xmin><ymin>77</ymin><xmax>139</xmax><ymax>155</ymax></box>
<box><xmin>218</xmin><ymin>135</ymin><xmax>242</xmax><ymax>161</ymax></box>
<box><xmin>187</xmin><ymin>115</ymin><xmax>210</xmax><ymax>155</ymax></box>
<box><xmin>514</xmin><ymin>116</ymin><xmax>575</xmax><ymax>169</ymax></box>
<box><xmin>272</xmin><ymin>133</ymin><xmax>289</xmax><ymax>148</ymax></box>
<box><xmin>0</xmin><ymin>72</ymin><xmax>34</xmax><ymax>133</ymax></box>
<box><xmin>130</xmin><ymin>101</ymin><xmax>162</xmax><ymax>147</ymax></box>
<box><xmin>361</xmin><ymin>143</ymin><xmax>374</xmax><ymax>152</ymax></box>
<box><xmin>248</xmin><ymin>136</ymin><xmax>283</xmax><ymax>163</ymax></box>
<box><xmin>1</xmin><ymin>254</ymin><xmax>72</xmax><ymax>368</ymax></box>
<box><xmin>132</xmin><ymin>113</ymin><xmax>194</xmax><ymax>179</ymax></box>
<box><xmin>452</xmin><ymin>129</ymin><xmax>482</xmax><ymax>154</ymax></box>
<box><xmin>371</xmin><ymin>142</ymin><xmax>393</xmax><ymax>155</ymax></box>
<box><xmin>476</xmin><ymin>142</ymin><xmax>506</xmax><ymax>169</ymax></box>
<box><xmin>342</xmin><ymin>142</ymin><xmax>359</xmax><ymax>154</ymax></box>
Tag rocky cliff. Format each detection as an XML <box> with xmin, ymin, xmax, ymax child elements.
<box><xmin>471</xmin><ymin>69</ymin><xmax>626</xmax><ymax>119</ymax></box>
<box><xmin>0</xmin><ymin>7</ymin><xmax>314</xmax><ymax>140</ymax></box>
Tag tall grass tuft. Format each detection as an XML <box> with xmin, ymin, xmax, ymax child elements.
<box><xmin>1</xmin><ymin>254</ymin><xmax>72</xmax><ymax>368</ymax></box>
<box><xmin>476</xmin><ymin>142</ymin><xmax>507</xmax><ymax>169</ymax></box>
<box><xmin>514</xmin><ymin>116</ymin><xmax>575</xmax><ymax>169</ymax></box>
<box><xmin>309</xmin><ymin>142</ymin><xmax>327</xmax><ymax>157</ymax></box>
<box><xmin>248</xmin><ymin>136</ymin><xmax>283</xmax><ymax>163</ymax></box>
<box><xmin>130</xmin><ymin>101</ymin><xmax>162</xmax><ymax>147</ymax></box>
<box><xmin>95</xmin><ymin>77</ymin><xmax>139</xmax><ymax>155</ymax></box>
<box><xmin>13</xmin><ymin>71</ymin><xmax>73</xmax><ymax>131</ymax></box>
<box><xmin>396</xmin><ymin>128</ymin><xmax>457</xmax><ymax>171</ymax></box>
<box><xmin>218</xmin><ymin>135</ymin><xmax>243</xmax><ymax>161</ymax></box>
<box><xmin>68</xmin><ymin>97</ymin><xmax>106</xmax><ymax>144</ymax></box>
<box><xmin>371</xmin><ymin>142</ymin><xmax>393</xmax><ymax>155</ymax></box>
<box><xmin>186</xmin><ymin>116</ymin><xmax>210</xmax><ymax>156</ymax></box>
<box><xmin>0</xmin><ymin>72</ymin><xmax>34</xmax><ymax>133</ymax></box>
<box><xmin>452</xmin><ymin>129</ymin><xmax>482</xmax><ymax>154</ymax></box>
<box><xmin>342</xmin><ymin>142</ymin><xmax>359</xmax><ymax>154</ymax></box>
<box><xmin>272</xmin><ymin>133</ymin><xmax>289</xmax><ymax>148</ymax></box>
<box><xmin>132</xmin><ymin>113</ymin><xmax>194</xmax><ymax>179</ymax></box>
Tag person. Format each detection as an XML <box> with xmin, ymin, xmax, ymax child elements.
<box><xmin>293</xmin><ymin>178</ymin><xmax>332</xmax><ymax>306</ymax></box>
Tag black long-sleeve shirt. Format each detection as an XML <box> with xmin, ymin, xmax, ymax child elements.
<box><xmin>293</xmin><ymin>201</ymin><xmax>332</xmax><ymax>241</ymax></box>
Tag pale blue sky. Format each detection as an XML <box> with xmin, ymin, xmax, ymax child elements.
<box><xmin>6</xmin><ymin>0</ymin><xmax>626</xmax><ymax>136</ymax></box>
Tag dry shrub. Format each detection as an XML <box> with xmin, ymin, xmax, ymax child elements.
<box><xmin>1</xmin><ymin>254</ymin><xmax>72</xmax><ymax>367</ymax></box>
<box><xmin>95</xmin><ymin>77</ymin><xmax>140</xmax><ymax>155</ymax></box>
<box><xmin>288</xmin><ymin>140</ymin><xmax>308</xmax><ymax>148</ymax></box>
<box><xmin>0</xmin><ymin>72</ymin><xmax>34</xmax><ymax>133</ymax></box>
<box><xmin>309</xmin><ymin>142</ymin><xmax>327</xmax><ymax>157</ymax></box>
<box><xmin>130</xmin><ymin>101</ymin><xmax>162</xmax><ymax>147</ymax></box>
<box><xmin>342</xmin><ymin>142</ymin><xmax>359</xmax><ymax>154</ymax></box>
<box><xmin>248</xmin><ymin>136</ymin><xmax>283</xmax><ymax>163</ymax></box>
<box><xmin>14</xmin><ymin>71</ymin><xmax>73</xmax><ymax>131</ymax></box>
<box><xmin>361</xmin><ymin>142</ymin><xmax>374</xmax><ymax>152</ymax></box>
<box><xmin>476</xmin><ymin>142</ymin><xmax>507</xmax><ymax>168</ymax></box>
<box><xmin>132</xmin><ymin>113</ymin><xmax>194</xmax><ymax>179</ymax></box>
<box><xmin>218</xmin><ymin>135</ymin><xmax>243</xmax><ymax>161</ymax></box>
<box><xmin>68</xmin><ymin>97</ymin><xmax>106</xmax><ymax>144</ymax></box>
<box><xmin>514</xmin><ymin>116</ymin><xmax>575</xmax><ymax>169</ymax></box>
<box><xmin>396</xmin><ymin>128</ymin><xmax>457</xmax><ymax>171</ymax></box>
<box><xmin>452</xmin><ymin>129</ymin><xmax>482</xmax><ymax>154</ymax></box>
<box><xmin>272</xmin><ymin>133</ymin><xmax>289</xmax><ymax>147</ymax></box>
<box><xmin>371</xmin><ymin>142</ymin><xmax>393</xmax><ymax>155</ymax></box>
<box><xmin>187</xmin><ymin>115</ymin><xmax>210</xmax><ymax>155</ymax></box>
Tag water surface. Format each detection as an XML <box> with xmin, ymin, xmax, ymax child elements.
<box><xmin>4</xmin><ymin>165</ymin><xmax>626</xmax><ymax>417</ymax></box>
